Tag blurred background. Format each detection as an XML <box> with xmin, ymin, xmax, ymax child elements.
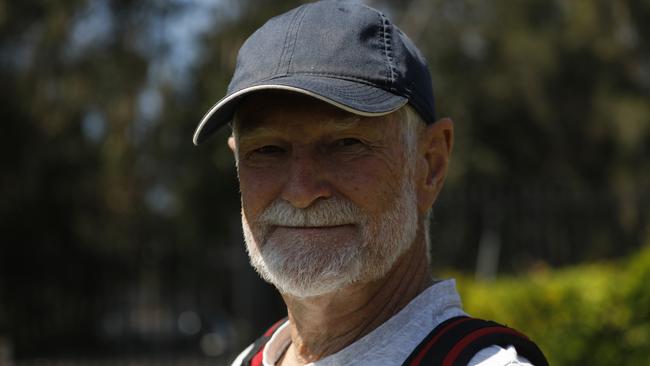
<box><xmin>1</xmin><ymin>0</ymin><xmax>649</xmax><ymax>365</ymax></box>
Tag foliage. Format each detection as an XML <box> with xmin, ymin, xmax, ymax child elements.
<box><xmin>387</xmin><ymin>0</ymin><xmax>650</xmax><ymax>269</ymax></box>
<box><xmin>454</xmin><ymin>246</ymin><xmax>650</xmax><ymax>365</ymax></box>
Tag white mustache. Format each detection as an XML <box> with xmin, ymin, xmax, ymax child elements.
<box><xmin>258</xmin><ymin>197</ymin><xmax>363</xmax><ymax>227</ymax></box>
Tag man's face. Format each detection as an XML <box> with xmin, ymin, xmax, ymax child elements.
<box><xmin>231</xmin><ymin>92</ymin><xmax>420</xmax><ymax>298</ymax></box>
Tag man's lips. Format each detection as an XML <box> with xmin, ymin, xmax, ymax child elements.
<box><xmin>269</xmin><ymin>224</ymin><xmax>355</xmax><ymax>235</ymax></box>
<box><xmin>275</xmin><ymin>224</ymin><xmax>352</xmax><ymax>229</ymax></box>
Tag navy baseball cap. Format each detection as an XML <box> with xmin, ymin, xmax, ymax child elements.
<box><xmin>193</xmin><ymin>0</ymin><xmax>437</xmax><ymax>145</ymax></box>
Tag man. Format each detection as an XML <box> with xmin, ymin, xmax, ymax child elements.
<box><xmin>193</xmin><ymin>1</ymin><xmax>548</xmax><ymax>365</ymax></box>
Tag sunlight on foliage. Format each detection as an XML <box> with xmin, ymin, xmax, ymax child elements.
<box><xmin>452</xmin><ymin>246</ymin><xmax>650</xmax><ymax>365</ymax></box>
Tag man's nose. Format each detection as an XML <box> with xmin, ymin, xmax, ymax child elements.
<box><xmin>281</xmin><ymin>154</ymin><xmax>332</xmax><ymax>209</ymax></box>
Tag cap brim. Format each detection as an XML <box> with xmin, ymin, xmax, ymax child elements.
<box><xmin>193</xmin><ymin>75</ymin><xmax>408</xmax><ymax>145</ymax></box>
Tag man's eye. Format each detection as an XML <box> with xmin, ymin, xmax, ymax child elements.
<box><xmin>253</xmin><ymin>145</ymin><xmax>285</xmax><ymax>155</ymax></box>
<box><xmin>333</xmin><ymin>138</ymin><xmax>362</xmax><ymax>148</ymax></box>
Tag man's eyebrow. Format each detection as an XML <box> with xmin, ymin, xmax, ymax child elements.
<box><xmin>237</xmin><ymin>125</ymin><xmax>277</xmax><ymax>140</ymax></box>
<box><xmin>326</xmin><ymin>115</ymin><xmax>364</xmax><ymax>131</ymax></box>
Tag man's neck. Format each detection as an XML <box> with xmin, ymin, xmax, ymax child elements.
<box><xmin>277</xmin><ymin>237</ymin><xmax>433</xmax><ymax>366</ymax></box>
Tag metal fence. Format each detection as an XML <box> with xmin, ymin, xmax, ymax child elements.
<box><xmin>433</xmin><ymin>183</ymin><xmax>648</xmax><ymax>275</ymax></box>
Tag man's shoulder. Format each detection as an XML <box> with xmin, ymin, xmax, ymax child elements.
<box><xmin>230</xmin><ymin>343</ymin><xmax>254</xmax><ymax>366</ymax></box>
<box><xmin>468</xmin><ymin>345</ymin><xmax>534</xmax><ymax>366</ymax></box>
<box><xmin>229</xmin><ymin>318</ymin><xmax>289</xmax><ymax>366</ymax></box>
<box><xmin>403</xmin><ymin>315</ymin><xmax>547</xmax><ymax>366</ymax></box>
<box><xmin>227</xmin><ymin>332</ymin><xmax>539</xmax><ymax>366</ymax></box>
<box><xmin>229</xmin><ymin>342</ymin><xmax>537</xmax><ymax>366</ymax></box>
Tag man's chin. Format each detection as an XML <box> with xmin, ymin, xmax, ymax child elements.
<box><xmin>243</xmin><ymin>218</ymin><xmax>411</xmax><ymax>298</ymax></box>
<box><xmin>250</xmin><ymin>245</ymin><xmax>364</xmax><ymax>298</ymax></box>
<box><xmin>269</xmin><ymin>273</ymin><xmax>358</xmax><ymax>299</ymax></box>
<box><xmin>265</xmin><ymin>224</ymin><xmax>358</xmax><ymax>249</ymax></box>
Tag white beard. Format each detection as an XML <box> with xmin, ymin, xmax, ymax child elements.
<box><xmin>241</xmin><ymin>165</ymin><xmax>418</xmax><ymax>298</ymax></box>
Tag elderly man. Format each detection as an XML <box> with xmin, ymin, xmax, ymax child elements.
<box><xmin>193</xmin><ymin>1</ymin><xmax>548</xmax><ymax>365</ymax></box>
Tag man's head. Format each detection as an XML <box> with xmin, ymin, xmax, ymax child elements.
<box><xmin>228</xmin><ymin>92</ymin><xmax>452</xmax><ymax>298</ymax></box>
<box><xmin>194</xmin><ymin>1</ymin><xmax>453</xmax><ymax>298</ymax></box>
<box><xmin>193</xmin><ymin>0</ymin><xmax>437</xmax><ymax>145</ymax></box>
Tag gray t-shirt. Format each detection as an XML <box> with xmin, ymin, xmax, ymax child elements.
<box><xmin>232</xmin><ymin>279</ymin><xmax>533</xmax><ymax>366</ymax></box>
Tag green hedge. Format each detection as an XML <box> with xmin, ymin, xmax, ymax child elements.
<box><xmin>451</xmin><ymin>247</ymin><xmax>650</xmax><ymax>365</ymax></box>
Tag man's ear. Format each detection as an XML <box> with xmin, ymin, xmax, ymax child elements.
<box><xmin>227</xmin><ymin>135</ymin><xmax>236</xmax><ymax>153</ymax></box>
<box><xmin>417</xmin><ymin>118</ymin><xmax>454</xmax><ymax>213</ymax></box>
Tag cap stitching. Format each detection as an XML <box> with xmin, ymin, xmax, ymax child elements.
<box><xmin>282</xmin><ymin>6</ymin><xmax>306</xmax><ymax>74</ymax></box>
<box><xmin>274</xmin><ymin>6</ymin><xmax>305</xmax><ymax>76</ymax></box>
<box><xmin>263</xmin><ymin>71</ymin><xmax>404</xmax><ymax>93</ymax></box>
<box><xmin>242</xmin><ymin>72</ymin><xmax>396</xmax><ymax>92</ymax></box>
<box><xmin>379</xmin><ymin>12</ymin><xmax>396</xmax><ymax>89</ymax></box>
<box><xmin>250</xmin><ymin>77</ymin><xmax>406</xmax><ymax>104</ymax></box>
<box><xmin>286</xmin><ymin>5</ymin><xmax>309</xmax><ymax>74</ymax></box>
